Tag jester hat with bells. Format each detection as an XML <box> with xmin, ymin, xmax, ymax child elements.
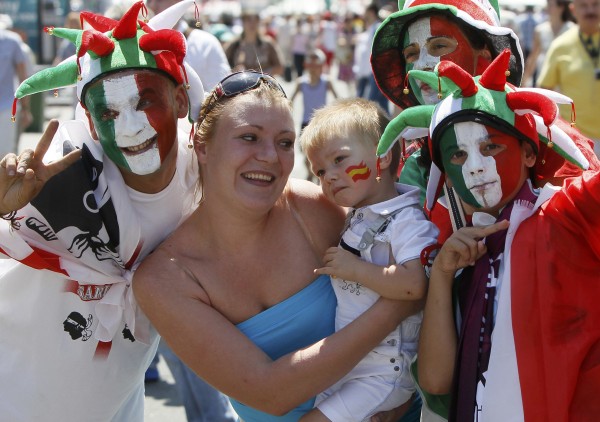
<box><xmin>371</xmin><ymin>0</ymin><xmax>524</xmax><ymax>110</ymax></box>
<box><xmin>12</xmin><ymin>0</ymin><xmax>204</xmax><ymax>132</ymax></box>
<box><xmin>377</xmin><ymin>49</ymin><xmax>589</xmax><ymax>219</ymax></box>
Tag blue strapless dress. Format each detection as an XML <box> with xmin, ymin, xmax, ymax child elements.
<box><xmin>229</xmin><ymin>274</ymin><xmax>336</xmax><ymax>422</ymax></box>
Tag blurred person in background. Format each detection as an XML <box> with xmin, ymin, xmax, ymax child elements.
<box><xmin>291</xmin><ymin>48</ymin><xmax>338</xmax><ymax>132</ymax></box>
<box><xmin>537</xmin><ymin>0</ymin><xmax>600</xmax><ymax>155</ymax></box>
<box><xmin>514</xmin><ymin>5</ymin><xmax>541</xmax><ymax>61</ymax></box>
<box><xmin>290</xmin><ymin>48</ymin><xmax>338</xmax><ymax>181</ymax></box>
<box><xmin>522</xmin><ymin>0</ymin><xmax>575</xmax><ymax>86</ymax></box>
<box><xmin>0</xmin><ymin>14</ymin><xmax>31</xmax><ymax>156</ymax></box>
<box><xmin>354</xmin><ymin>3</ymin><xmax>389</xmax><ymax>114</ymax></box>
<box><xmin>274</xmin><ymin>14</ymin><xmax>294</xmax><ymax>82</ymax></box>
<box><xmin>146</xmin><ymin>0</ymin><xmax>231</xmax><ymax>92</ymax></box>
<box><xmin>225</xmin><ymin>9</ymin><xmax>284</xmax><ymax>76</ymax></box>
<box><xmin>335</xmin><ymin>15</ymin><xmax>356</xmax><ymax>91</ymax></box>
<box><xmin>318</xmin><ymin>11</ymin><xmax>338</xmax><ymax>72</ymax></box>
<box><xmin>292</xmin><ymin>17</ymin><xmax>310</xmax><ymax>78</ymax></box>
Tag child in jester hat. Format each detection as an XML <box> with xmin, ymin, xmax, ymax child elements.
<box><xmin>299</xmin><ymin>98</ymin><xmax>439</xmax><ymax>422</ymax></box>
<box><xmin>0</xmin><ymin>1</ymin><xmax>206</xmax><ymax>421</ymax></box>
<box><xmin>378</xmin><ymin>50</ymin><xmax>600</xmax><ymax>422</ymax></box>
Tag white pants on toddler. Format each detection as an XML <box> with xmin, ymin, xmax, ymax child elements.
<box><xmin>314</xmin><ymin>350</ymin><xmax>415</xmax><ymax>422</ymax></box>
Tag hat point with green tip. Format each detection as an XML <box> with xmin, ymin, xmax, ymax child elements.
<box><xmin>12</xmin><ymin>0</ymin><xmax>204</xmax><ymax>125</ymax></box>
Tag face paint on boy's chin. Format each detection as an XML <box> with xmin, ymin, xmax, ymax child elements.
<box><xmin>445</xmin><ymin>165</ymin><xmax>487</xmax><ymax>209</ymax></box>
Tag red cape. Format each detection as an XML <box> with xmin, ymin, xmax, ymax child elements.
<box><xmin>512</xmin><ymin>170</ymin><xmax>600</xmax><ymax>421</ymax></box>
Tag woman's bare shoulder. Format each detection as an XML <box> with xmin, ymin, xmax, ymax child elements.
<box><xmin>133</xmin><ymin>221</ymin><xmax>211</xmax><ymax>305</ymax></box>
<box><xmin>286</xmin><ymin>178</ymin><xmax>342</xmax><ymax>216</ymax></box>
<box><xmin>285</xmin><ymin>178</ymin><xmax>346</xmax><ymax>249</ymax></box>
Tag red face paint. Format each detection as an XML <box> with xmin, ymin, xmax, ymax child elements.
<box><xmin>133</xmin><ymin>72</ymin><xmax>178</xmax><ymax>162</ymax></box>
<box><xmin>346</xmin><ymin>161</ymin><xmax>371</xmax><ymax>182</ymax></box>
<box><xmin>429</xmin><ymin>16</ymin><xmax>479</xmax><ymax>75</ymax></box>
<box><xmin>486</xmin><ymin>126</ymin><xmax>525</xmax><ymax>204</ymax></box>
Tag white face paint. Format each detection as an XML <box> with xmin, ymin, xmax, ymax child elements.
<box><xmin>454</xmin><ymin>122</ymin><xmax>503</xmax><ymax>208</ymax></box>
<box><xmin>406</xmin><ymin>17</ymin><xmax>441</xmax><ymax>105</ymax></box>
<box><xmin>102</xmin><ymin>75</ymin><xmax>160</xmax><ymax>175</ymax></box>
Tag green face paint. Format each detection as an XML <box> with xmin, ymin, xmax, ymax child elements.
<box><xmin>84</xmin><ymin>71</ymin><xmax>178</xmax><ymax>176</ymax></box>
<box><xmin>85</xmin><ymin>79</ymin><xmax>131</xmax><ymax>171</ymax></box>
<box><xmin>440</xmin><ymin>126</ymin><xmax>481</xmax><ymax>208</ymax></box>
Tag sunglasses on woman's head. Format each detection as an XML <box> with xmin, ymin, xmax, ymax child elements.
<box><xmin>199</xmin><ymin>71</ymin><xmax>287</xmax><ymax>123</ymax></box>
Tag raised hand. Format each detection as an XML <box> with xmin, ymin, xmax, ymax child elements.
<box><xmin>433</xmin><ymin>219</ymin><xmax>510</xmax><ymax>275</ymax></box>
<box><xmin>0</xmin><ymin>120</ymin><xmax>81</xmax><ymax>215</ymax></box>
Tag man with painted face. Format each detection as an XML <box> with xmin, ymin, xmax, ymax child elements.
<box><xmin>378</xmin><ymin>51</ymin><xmax>600</xmax><ymax>422</ymax></box>
<box><xmin>0</xmin><ymin>2</ymin><xmax>205</xmax><ymax>421</ymax></box>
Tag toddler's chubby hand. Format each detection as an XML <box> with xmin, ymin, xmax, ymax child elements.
<box><xmin>314</xmin><ymin>246</ymin><xmax>360</xmax><ymax>280</ymax></box>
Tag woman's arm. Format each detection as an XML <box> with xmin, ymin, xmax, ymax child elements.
<box><xmin>134</xmin><ymin>257</ymin><xmax>409</xmax><ymax>415</ymax></box>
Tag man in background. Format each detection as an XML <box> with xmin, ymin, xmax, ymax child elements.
<box><xmin>538</xmin><ymin>0</ymin><xmax>600</xmax><ymax>155</ymax></box>
<box><xmin>0</xmin><ymin>14</ymin><xmax>31</xmax><ymax>156</ymax></box>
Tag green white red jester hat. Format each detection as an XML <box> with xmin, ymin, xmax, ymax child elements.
<box><xmin>371</xmin><ymin>0</ymin><xmax>524</xmax><ymax>109</ymax></box>
<box><xmin>12</xmin><ymin>0</ymin><xmax>204</xmax><ymax>126</ymax></box>
<box><xmin>377</xmin><ymin>49</ymin><xmax>589</xmax><ymax>215</ymax></box>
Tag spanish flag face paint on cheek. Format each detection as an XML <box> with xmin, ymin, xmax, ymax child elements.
<box><xmin>345</xmin><ymin>161</ymin><xmax>371</xmax><ymax>182</ymax></box>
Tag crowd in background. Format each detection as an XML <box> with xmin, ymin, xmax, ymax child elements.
<box><xmin>3</xmin><ymin>0</ymin><xmax>600</xmax><ymax>155</ymax></box>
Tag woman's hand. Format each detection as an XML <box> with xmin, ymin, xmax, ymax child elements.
<box><xmin>0</xmin><ymin>120</ymin><xmax>81</xmax><ymax>215</ymax></box>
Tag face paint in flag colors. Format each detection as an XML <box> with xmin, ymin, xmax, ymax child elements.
<box><xmin>403</xmin><ymin>16</ymin><xmax>485</xmax><ymax>104</ymax></box>
<box><xmin>346</xmin><ymin>161</ymin><xmax>371</xmax><ymax>182</ymax></box>
<box><xmin>440</xmin><ymin>122</ymin><xmax>528</xmax><ymax>210</ymax></box>
<box><xmin>84</xmin><ymin>70</ymin><xmax>179</xmax><ymax>175</ymax></box>
<box><xmin>306</xmin><ymin>134</ymin><xmax>382</xmax><ymax>208</ymax></box>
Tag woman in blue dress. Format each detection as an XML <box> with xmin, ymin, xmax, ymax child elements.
<box><xmin>134</xmin><ymin>71</ymin><xmax>422</xmax><ymax>422</ymax></box>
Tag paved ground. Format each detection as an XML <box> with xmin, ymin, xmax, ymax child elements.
<box><xmin>144</xmin><ymin>356</ymin><xmax>187</xmax><ymax>421</ymax></box>
<box><xmin>17</xmin><ymin>72</ymin><xmax>356</xmax><ymax>422</ymax></box>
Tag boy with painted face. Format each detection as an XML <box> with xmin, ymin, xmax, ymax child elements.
<box><xmin>0</xmin><ymin>2</ymin><xmax>205</xmax><ymax>421</ymax></box>
<box><xmin>378</xmin><ymin>51</ymin><xmax>600</xmax><ymax>422</ymax></box>
<box><xmin>300</xmin><ymin>98</ymin><xmax>439</xmax><ymax>422</ymax></box>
